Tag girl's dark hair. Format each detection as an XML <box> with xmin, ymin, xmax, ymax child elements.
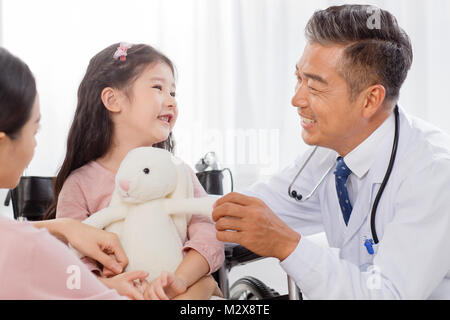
<box><xmin>305</xmin><ymin>5</ymin><xmax>413</xmax><ymax>102</ymax></box>
<box><xmin>45</xmin><ymin>43</ymin><xmax>176</xmax><ymax>219</ymax></box>
<box><xmin>0</xmin><ymin>47</ymin><xmax>37</xmax><ymax>139</ymax></box>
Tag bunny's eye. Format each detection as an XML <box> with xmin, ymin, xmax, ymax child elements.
<box><xmin>143</xmin><ymin>168</ymin><xmax>150</xmax><ymax>174</ymax></box>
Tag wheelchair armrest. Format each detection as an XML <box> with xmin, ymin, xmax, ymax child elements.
<box><xmin>224</xmin><ymin>242</ymin><xmax>263</xmax><ymax>270</ymax></box>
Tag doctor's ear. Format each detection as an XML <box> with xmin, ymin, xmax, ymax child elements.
<box><xmin>361</xmin><ymin>84</ymin><xmax>386</xmax><ymax>119</ymax></box>
<box><xmin>101</xmin><ymin>87</ymin><xmax>123</xmax><ymax>113</ymax></box>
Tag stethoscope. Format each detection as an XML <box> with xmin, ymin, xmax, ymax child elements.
<box><xmin>288</xmin><ymin>105</ymin><xmax>400</xmax><ymax>248</ymax></box>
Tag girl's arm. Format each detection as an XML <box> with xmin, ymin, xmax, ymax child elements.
<box><xmin>175</xmin><ymin>248</ymin><xmax>210</xmax><ymax>288</ymax></box>
<box><xmin>144</xmin><ymin>271</ymin><xmax>222</xmax><ymax>300</ymax></box>
<box><xmin>142</xmin><ymin>248</ymin><xmax>213</xmax><ymax>300</ymax></box>
<box><xmin>173</xmin><ymin>275</ymin><xmax>222</xmax><ymax>300</ymax></box>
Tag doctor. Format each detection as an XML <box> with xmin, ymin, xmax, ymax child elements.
<box><xmin>212</xmin><ymin>4</ymin><xmax>450</xmax><ymax>299</ymax></box>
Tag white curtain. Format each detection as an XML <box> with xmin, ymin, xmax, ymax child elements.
<box><xmin>1</xmin><ymin>0</ymin><xmax>449</xmax><ymax>192</ymax></box>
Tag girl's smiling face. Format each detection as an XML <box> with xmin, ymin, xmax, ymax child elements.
<box><xmin>114</xmin><ymin>62</ymin><xmax>177</xmax><ymax>146</ymax></box>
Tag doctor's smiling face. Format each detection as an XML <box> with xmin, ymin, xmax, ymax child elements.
<box><xmin>292</xmin><ymin>5</ymin><xmax>413</xmax><ymax>157</ymax></box>
<box><xmin>292</xmin><ymin>42</ymin><xmax>387</xmax><ymax>156</ymax></box>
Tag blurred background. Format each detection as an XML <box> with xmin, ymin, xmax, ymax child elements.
<box><xmin>1</xmin><ymin>0</ymin><xmax>449</xmax><ymax>296</ymax></box>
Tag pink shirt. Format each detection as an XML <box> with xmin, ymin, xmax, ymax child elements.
<box><xmin>56</xmin><ymin>161</ymin><xmax>224</xmax><ymax>275</ymax></box>
<box><xmin>0</xmin><ymin>216</ymin><xmax>126</xmax><ymax>299</ymax></box>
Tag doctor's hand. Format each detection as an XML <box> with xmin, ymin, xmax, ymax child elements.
<box><xmin>212</xmin><ymin>192</ymin><xmax>301</xmax><ymax>261</ymax></box>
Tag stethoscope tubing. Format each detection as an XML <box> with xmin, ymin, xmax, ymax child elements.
<box><xmin>370</xmin><ymin>105</ymin><xmax>399</xmax><ymax>243</ymax></box>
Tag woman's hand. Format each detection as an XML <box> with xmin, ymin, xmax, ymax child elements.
<box><xmin>144</xmin><ymin>271</ymin><xmax>188</xmax><ymax>300</ymax></box>
<box><xmin>98</xmin><ymin>271</ymin><xmax>149</xmax><ymax>300</ymax></box>
<box><xmin>33</xmin><ymin>218</ymin><xmax>128</xmax><ymax>275</ymax></box>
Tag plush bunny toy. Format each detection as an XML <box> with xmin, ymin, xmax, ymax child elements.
<box><xmin>81</xmin><ymin>147</ymin><xmax>218</xmax><ymax>281</ymax></box>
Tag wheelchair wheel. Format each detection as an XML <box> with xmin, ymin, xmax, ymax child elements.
<box><xmin>229</xmin><ymin>276</ymin><xmax>280</xmax><ymax>300</ymax></box>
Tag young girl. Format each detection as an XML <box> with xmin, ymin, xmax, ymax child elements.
<box><xmin>46</xmin><ymin>43</ymin><xmax>225</xmax><ymax>300</ymax></box>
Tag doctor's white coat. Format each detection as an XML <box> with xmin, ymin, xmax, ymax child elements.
<box><xmin>244</xmin><ymin>107</ymin><xmax>450</xmax><ymax>299</ymax></box>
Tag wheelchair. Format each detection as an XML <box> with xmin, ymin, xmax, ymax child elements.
<box><xmin>4</xmin><ymin>172</ymin><xmax>303</xmax><ymax>300</ymax></box>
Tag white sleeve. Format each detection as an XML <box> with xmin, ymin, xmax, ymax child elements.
<box><xmin>241</xmin><ymin>149</ymin><xmax>324</xmax><ymax>237</ymax></box>
<box><xmin>281</xmin><ymin>158</ymin><xmax>450</xmax><ymax>299</ymax></box>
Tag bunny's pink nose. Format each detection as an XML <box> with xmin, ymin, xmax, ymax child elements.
<box><xmin>119</xmin><ymin>180</ymin><xmax>131</xmax><ymax>192</ymax></box>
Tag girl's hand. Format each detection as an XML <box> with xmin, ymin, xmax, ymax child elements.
<box><xmin>98</xmin><ymin>270</ymin><xmax>149</xmax><ymax>300</ymax></box>
<box><xmin>144</xmin><ymin>271</ymin><xmax>188</xmax><ymax>300</ymax></box>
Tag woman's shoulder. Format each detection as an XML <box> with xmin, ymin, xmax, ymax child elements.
<box><xmin>0</xmin><ymin>216</ymin><xmax>52</xmax><ymax>264</ymax></box>
<box><xmin>0</xmin><ymin>216</ymin><xmax>40</xmax><ymax>240</ymax></box>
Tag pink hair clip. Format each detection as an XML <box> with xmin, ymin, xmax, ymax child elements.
<box><xmin>113</xmin><ymin>42</ymin><xmax>133</xmax><ymax>61</ymax></box>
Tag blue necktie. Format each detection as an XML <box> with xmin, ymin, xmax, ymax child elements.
<box><xmin>334</xmin><ymin>157</ymin><xmax>352</xmax><ymax>226</ymax></box>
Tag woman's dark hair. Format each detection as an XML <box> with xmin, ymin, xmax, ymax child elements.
<box><xmin>305</xmin><ymin>5</ymin><xmax>413</xmax><ymax>103</ymax></box>
<box><xmin>45</xmin><ymin>43</ymin><xmax>176</xmax><ymax>219</ymax></box>
<box><xmin>0</xmin><ymin>47</ymin><xmax>37</xmax><ymax>139</ymax></box>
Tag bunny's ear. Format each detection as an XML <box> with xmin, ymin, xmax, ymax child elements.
<box><xmin>171</xmin><ymin>155</ymin><xmax>183</xmax><ymax>166</ymax></box>
<box><xmin>168</xmin><ymin>157</ymin><xmax>194</xmax><ymax>244</ymax></box>
<box><xmin>168</xmin><ymin>158</ymin><xmax>194</xmax><ymax>199</ymax></box>
<box><xmin>109</xmin><ymin>184</ymin><xmax>123</xmax><ymax>206</ymax></box>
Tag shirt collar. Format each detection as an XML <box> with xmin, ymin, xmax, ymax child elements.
<box><xmin>343</xmin><ymin>112</ymin><xmax>395</xmax><ymax>179</ymax></box>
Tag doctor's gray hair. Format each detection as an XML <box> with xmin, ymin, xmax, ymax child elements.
<box><xmin>305</xmin><ymin>5</ymin><xmax>413</xmax><ymax>103</ymax></box>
